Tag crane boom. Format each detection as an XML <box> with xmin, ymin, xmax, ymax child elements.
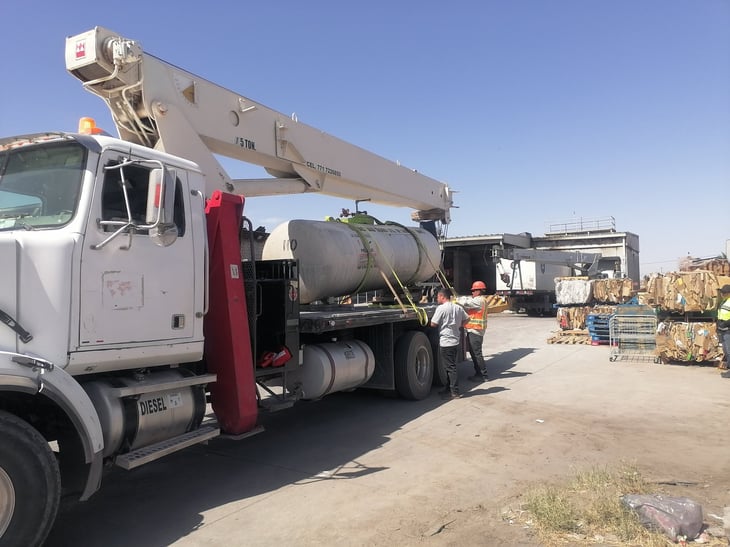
<box><xmin>65</xmin><ymin>27</ymin><xmax>453</xmax><ymax>222</ymax></box>
<box><xmin>494</xmin><ymin>248</ymin><xmax>602</xmax><ymax>278</ymax></box>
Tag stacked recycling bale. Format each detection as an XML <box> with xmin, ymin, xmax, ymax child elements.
<box><xmin>554</xmin><ymin>277</ymin><xmax>632</xmax><ymax>330</ymax></box>
<box><xmin>655</xmin><ymin>321</ymin><xmax>723</xmax><ymax>363</ymax></box>
<box><xmin>556</xmin><ymin>305</ymin><xmax>617</xmax><ymax>330</ymax></box>
<box><xmin>679</xmin><ymin>256</ymin><xmax>730</xmax><ymax>276</ymax></box>
<box><xmin>644</xmin><ymin>271</ymin><xmax>730</xmax><ymax>364</ymax></box>
<box><xmin>551</xmin><ymin>277</ymin><xmax>631</xmax><ymax>344</ymax></box>
<box><xmin>644</xmin><ymin>271</ymin><xmax>726</xmax><ymax>313</ymax></box>
<box><xmin>592</xmin><ymin>278</ymin><xmax>634</xmax><ymax>305</ymax></box>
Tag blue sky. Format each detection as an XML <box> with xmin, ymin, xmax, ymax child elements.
<box><xmin>1</xmin><ymin>1</ymin><xmax>728</xmax><ymax>275</ymax></box>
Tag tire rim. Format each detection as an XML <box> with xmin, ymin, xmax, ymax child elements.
<box><xmin>414</xmin><ymin>346</ymin><xmax>430</xmax><ymax>382</ymax></box>
<box><xmin>0</xmin><ymin>466</ymin><xmax>15</xmax><ymax>538</ymax></box>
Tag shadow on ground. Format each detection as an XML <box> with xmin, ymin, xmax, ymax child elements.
<box><xmin>47</xmin><ymin>383</ymin><xmax>457</xmax><ymax>547</ymax></box>
<box><xmin>488</xmin><ymin>347</ymin><xmax>535</xmax><ymax>379</ymax></box>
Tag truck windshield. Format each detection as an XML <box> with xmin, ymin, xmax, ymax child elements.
<box><xmin>0</xmin><ymin>142</ymin><xmax>86</xmax><ymax>231</ymax></box>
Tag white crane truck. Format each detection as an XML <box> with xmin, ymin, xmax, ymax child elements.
<box><xmin>494</xmin><ymin>248</ymin><xmax>604</xmax><ymax>315</ymax></box>
<box><xmin>0</xmin><ymin>27</ymin><xmax>454</xmax><ymax>546</ymax></box>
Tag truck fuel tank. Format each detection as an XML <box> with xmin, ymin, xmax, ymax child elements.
<box><xmin>286</xmin><ymin>341</ymin><xmax>375</xmax><ymax>399</ymax></box>
<box><xmin>82</xmin><ymin>369</ymin><xmax>207</xmax><ymax>457</ymax></box>
<box><xmin>262</xmin><ymin>219</ymin><xmax>440</xmax><ymax>303</ymax></box>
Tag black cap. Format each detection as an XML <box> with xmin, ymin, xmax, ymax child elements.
<box><xmin>720</xmin><ymin>284</ymin><xmax>730</xmax><ymax>293</ymax></box>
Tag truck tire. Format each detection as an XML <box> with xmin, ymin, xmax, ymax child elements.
<box><xmin>394</xmin><ymin>331</ymin><xmax>434</xmax><ymax>400</ymax></box>
<box><xmin>0</xmin><ymin>411</ymin><xmax>61</xmax><ymax>547</ymax></box>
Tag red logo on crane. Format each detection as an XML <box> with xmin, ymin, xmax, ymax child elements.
<box><xmin>75</xmin><ymin>40</ymin><xmax>86</xmax><ymax>59</ymax></box>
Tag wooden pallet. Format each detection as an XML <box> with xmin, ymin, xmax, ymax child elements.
<box><xmin>547</xmin><ymin>329</ymin><xmax>591</xmax><ymax>345</ymax></box>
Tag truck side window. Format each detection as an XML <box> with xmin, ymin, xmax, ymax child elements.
<box><xmin>101</xmin><ymin>162</ymin><xmax>150</xmax><ymax>226</ymax></box>
<box><xmin>172</xmin><ymin>180</ymin><xmax>186</xmax><ymax>237</ymax></box>
<box><xmin>100</xmin><ymin>162</ymin><xmax>186</xmax><ymax>237</ymax></box>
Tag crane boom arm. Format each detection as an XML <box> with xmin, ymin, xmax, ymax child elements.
<box><xmin>65</xmin><ymin>27</ymin><xmax>453</xmax><ymax>222</ymax></box>
<box><xmin>495</xmin><ymin>248</ymin><xmax>602</xmax><ymax>277</ymax></box>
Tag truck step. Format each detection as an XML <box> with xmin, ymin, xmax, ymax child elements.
<box><xmin>115</xmin><ymin>425</ymin><xmax>220</xmax><ymax>470</ymax></box>
<box><xmin>219</xmin><ymin>424</ymin><xmax>265</xmax><ymax>441</ymax></box>
<box><xmin>259</xmin><ymin>398</ymin><xmax>295</xmax><ymax>412</ymax></box>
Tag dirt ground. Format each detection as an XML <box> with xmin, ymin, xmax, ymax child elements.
<box><xmin>47</xmin><ymin>313</ymin><xmax>730</xmax><ymax>546</ymax></box>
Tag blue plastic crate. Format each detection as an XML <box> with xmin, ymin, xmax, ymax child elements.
<box><xmin>586</xmin><ymin>321</ymin><xmax>610</xmax><ymax>328</ymax></box>
<box><xmin>586</xmin><ymin>316</ymin><xmax>612</xmax><ymax>326</ymax></box>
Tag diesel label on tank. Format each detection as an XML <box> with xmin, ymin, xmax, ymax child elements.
<box><xmin>139</xmin><ymin>396</ymin><xmax>168</xmax><ymax>416</ymax></box>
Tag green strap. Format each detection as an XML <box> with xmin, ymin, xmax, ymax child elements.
<box><xmin>341</xmin><ymin>217</ymin><xmax>428</xmax><ymax>325</ymax></box>
<box><xmin>385</xmin><ymin>220</ymin><xmax>454</xmax><ymax>295</ymax></box>
<box><xmin>335</xmin><ymin>219</ymin><xmax>374</xmax><ymax>301</ymax></box>
<box><xmin>384</xmin><ymin>221</ymin><xmax>424</xmax><ymax>285</ymax></box>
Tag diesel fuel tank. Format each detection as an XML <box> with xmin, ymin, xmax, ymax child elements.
<box><xmin>262</xmin><ymin>219</ymin><xmax>440</xmax><ymax>304</ymax></box>
<box><xmin>286</xmin><ymin>341</ymin><xmax>375</xmax><ymax>399</ymax></box>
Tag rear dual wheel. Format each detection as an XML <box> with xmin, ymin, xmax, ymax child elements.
<box><xmin>394</xmin><ymin>331</ymin><xmax>434</xmax><ymax>400</ymax></box>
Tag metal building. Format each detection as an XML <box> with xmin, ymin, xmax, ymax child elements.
<box><xmin>442</xmin><ymin>216</ymin><xmax>640</xmax><ymax>296</ymax></box>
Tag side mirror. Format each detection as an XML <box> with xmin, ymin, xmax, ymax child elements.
<box><xmin>146</xmin><ymin>168</ymin><xmax>178</xmax><ymax>247</ymax></box>
<box><xmin>150</xmin><ymin>223</ymin><xmax>179</xmax><ymax>247</ymax></box>
<box><xmin>145</xmin><ymin>168</ymin><xmax>176</xmax><ymax>226</ymax></box>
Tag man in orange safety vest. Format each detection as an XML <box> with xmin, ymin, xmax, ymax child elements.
<box><xmin>456</xmin><ymin>281</ymin><xmax>490</xmax><ymax>382</ymax></box>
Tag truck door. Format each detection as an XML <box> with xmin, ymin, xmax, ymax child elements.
<box><xmin>78</xmin><ymin>153</ymin><xmax>199</xmax><ymax>347</ymax></box>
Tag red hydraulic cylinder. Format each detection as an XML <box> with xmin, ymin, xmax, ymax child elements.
<box><xmin>203</xmin><ymin>191</ymin><xmax>258</xmax><ymax>434</ymax></box>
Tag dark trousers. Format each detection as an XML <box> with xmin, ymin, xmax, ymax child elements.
<box><xmin>467</xmin><ymin>331</ymin><xmax>488</xmax><ymax>378</ymax></box>
<box><xmin>440</xmin><ymin>345</ymin><xmax>459</xmax><ymax>394</ymax></box>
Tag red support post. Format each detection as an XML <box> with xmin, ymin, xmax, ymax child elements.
<box><xmin>203</xmin><ymin>191</ymin><xmax>258</xmax><ymax>434</ymax></box>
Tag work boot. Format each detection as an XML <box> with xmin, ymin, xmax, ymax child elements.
<box><xmin>438</xmin><ymin>387</ymin><xmax>452</xmax><ymax>396</ymax></box>
<box><xmin>721</xmin><ymin>370</ymin><xmax>730</xmax><ymax>379</ymax></box>
<box><xmin>440</xmin><ymin>390</ymin><xmax>461</xmax><ymax>399</ymax></box>
<box><xmin>467</xmin><ymin>374</ymin><xmax>487</xmax><ymax>383</ymax></box>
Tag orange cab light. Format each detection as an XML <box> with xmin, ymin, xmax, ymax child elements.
<box><xmin>78</xmin><ymin>117</ymin><xmax>104</xmax><ymax>135</ymax></box>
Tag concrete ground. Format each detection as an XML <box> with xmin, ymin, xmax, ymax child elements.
<box><xmin>47</xmin><ymin>314</ymin><xmax>730</xmax><ymax>546</ymax></box>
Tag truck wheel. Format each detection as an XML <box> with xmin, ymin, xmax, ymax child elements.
<box><xmin>0</xmin><ymin>411</ymin><xmax>61</xmax><ymax>547</ymax></box>
<box><xmin>395</xmin><ymin>331</ymin><xmax>434</xmax><ymax>400</ymax></box>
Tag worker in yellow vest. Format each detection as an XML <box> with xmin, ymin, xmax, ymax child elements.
<box><xmin>717</xmin><ymin>284</ymin><xmax>730</xmax><ymax>378</ymax></box>
<box><xmin>456</xmin><ymin>281</ymin><xmax>490</xmax><ymax>382</ymax></box>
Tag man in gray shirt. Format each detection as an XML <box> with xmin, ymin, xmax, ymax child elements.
<box><xmin>430</xmin><ymin>288</ymin><xmax>468</xmax><ymax>399</ymax></box>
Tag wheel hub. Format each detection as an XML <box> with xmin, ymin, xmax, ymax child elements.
<box><xmin>0</xmin><ymin>466</ymin><xmax>15</xmax><ymax>537</ymax></box>
<box><xmin>414</xmin><ymin>347</ymin><xmax>429</xmax><ymax>381</ymax></box>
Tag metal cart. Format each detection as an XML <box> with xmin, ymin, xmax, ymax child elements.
<box><xmin>609</xmin><ymin>313</ymin><xmax>660</xmax><ymax>363</ymax></box>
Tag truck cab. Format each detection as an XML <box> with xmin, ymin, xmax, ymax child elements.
<box><xmin>0</xmin><ymin>132</ymin><xmax>207</xmax><ymax>374</ymax></box>
<box><xmin>0</xmin><ymin>132</ymin><xmax>217</xmax><ymax>546</ymax></box>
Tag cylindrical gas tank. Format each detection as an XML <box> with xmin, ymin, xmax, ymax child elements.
<box><xmin>262</xmin><ymin>219</ymin><xmax>440</xmax><ymax>303</ymax></box>
<box><xmin>287</xmin><ymin>341</ymin><xmax>375</xmax><ymax>399</ymax></box>
<box><xmin>83</xmin><ymin>370</ymin><xmax>206</xmax><ymax>457</ymax></box>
